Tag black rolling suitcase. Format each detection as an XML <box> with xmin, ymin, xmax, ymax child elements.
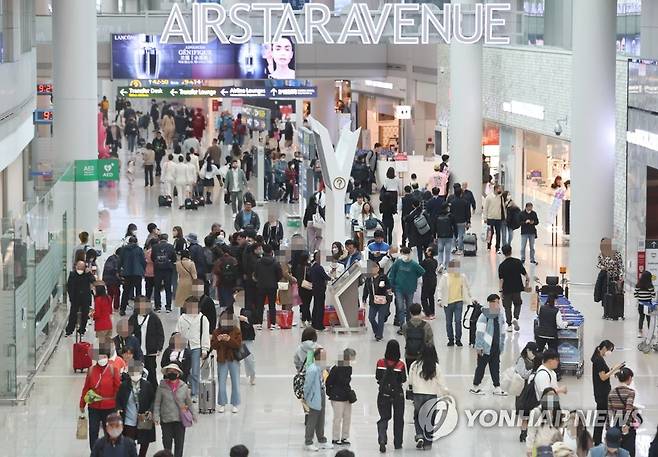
<box><xmin>184</xmin><ymin>198</ymin><xmax>198</xmax><ymax>210</ymax></box>
<box><xmin>463</xmin><ymin>233</ymin><xmax>477</xmax><ymax>256</ymax></box>
<box><xmin>158</xmin><ymin>195</ymin><xmax>172</xmax><ymax>207</ymax></box>
<box><xmin>462</xmin><ymin>301</ymin><xmax>482</xmax><ymax>346</ymax></box>
<box><xmin>604</xmin><ymin>288</ymin><xmax>624</xmax><ymax>320</ymax></box>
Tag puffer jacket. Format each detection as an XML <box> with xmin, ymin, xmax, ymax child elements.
<box><xmin>119</xmin><ymin>243</ymin><xmax>146</xmax><ymax>277</ymax></box>
<box><xmin>294</xmin><ymin>340</ymin><xmax>320</xmax><ymax>372</ymax></box>
<box><xmin>153</xmin><ymin>379</ymin><xmax>196</xmax><ymax>424</ymax></box>
<box><xmin>253</xmin><ymin>255</ymin><xmax>283</xmax><ymax>290</ymax></box>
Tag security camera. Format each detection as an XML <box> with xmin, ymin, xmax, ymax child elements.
<box><xmin>554</xmin><ymin>122</ymin><xmax>562</xmax><ymax>136</ymax></box>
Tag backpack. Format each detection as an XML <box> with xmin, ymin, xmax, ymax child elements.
<box><xmin>435</xmin><ymin>214</ymin><xmax>453</xmax><ymax>238</ymax></box>
<box><xmin>221</xmin><ymin>262</ymin><xmax>238</xmax><ymax>286</ymax></box>
<box><xmin>405</xmin><ymin>324</ymin><xmax>426</xmax><ymax>357</ymax></box>
<box><xmin>154</xmin><ymin>249</ymin><xmax>170</xmax><ymax>267</ymax></box>
<box><xmin>517</xmin><ymin>368</ymin><xmax>548</xmax><ymax>413</ymax></box>
<box><xmin>379</xmin><ymin>364</ymin><xmax>399</xmax><ymax>397</ymax></box>
<box><xmin>413</xmin><ymin>213</ymin><xmax>431</xmax><ymax>236</ymax></box>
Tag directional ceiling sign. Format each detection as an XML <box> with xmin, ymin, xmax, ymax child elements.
<box><xmin>118</xmin><ymin>85</ymin><xmax>317</xmax><ymax>99</ymax></box>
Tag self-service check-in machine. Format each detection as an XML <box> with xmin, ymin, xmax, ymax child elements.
<box><xmin>326</xmin><ymin>261</ymin><xmax>364</xmax><ymax>332</ymax></box>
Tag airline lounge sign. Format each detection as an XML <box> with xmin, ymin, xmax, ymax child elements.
<box><xmin>118</xmin><ymin>85</ymin><xmax>317</xmax><ymax>99</ymax></box>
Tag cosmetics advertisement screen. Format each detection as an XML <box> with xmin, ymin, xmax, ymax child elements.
<box><xmin>111</xmin><ymin>34</ymin><xmax>295</xmax><ymax>80</ymax></box>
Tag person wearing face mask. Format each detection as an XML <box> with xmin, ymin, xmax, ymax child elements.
<box><xmin>174</xmin><ymin>297</ymin><xmax>211</xmax><ymax>401</ymax></box>
<box><xmin>608</xmin><ymin>367</ymin><xmax>639</xmax><ymax>456</ymax></box>
<box><xmin>65</xmin><ymin>260</ymin><xmax>96</xmax><ymax>337</ymax></box>
<box><xmin>211</xmin><ymin>309</ymin><xmax>243</xmax><ymax>413</ymax></box>
<box><xmin>515</xmin><ymin>342</ymin><xmax>541</xmax><ymax>442</ymax></box>
<box><xmin>160</xmin><ymin>333</ymin><xmax>192</xmax><ymax>383</ymax></box>
<box><xmin>590</xmin><ymin>340</ymin><xmax>623</xmax><ymax>445</ymax></box>
<box><xmin>90</xmin><ymin>412</ymin><xmax>138</xmax><ymax>457</ymax></box>
<box><xmin>225</xmin><ymin>159</ymin><xmax>248</xmax><ymax>216</ymax></box>
<box><xmin>262</xmin><ymin>213</ymin><xmax>284</xmax><ymax>252</ymax></box>
<box><xmin>118</xmin><ymin>236</ymin><xmax>146</xmax><ymax>316</ymax></box>
<box><xmin>483</xmin><ymin>184</ymin><xmax>506</xmax><ymax>253</ymax></box>
<box><xmin>253</xmin><ymin>244</ymin><xmax>283</xmax><ymax>330</ymax></box>
<box><xmin>129</xmin><ymin>298</ymin><xmax>165</xmax><ymax>388</ymax></box>
<box><xmin>116</xmin><ymin>361</ymin><xmax>156</xmax><ymax>457</ymax></box>
<box><xmin>387</xmin><ymin>247</ymin><xmax>425</xmax><ymax>332</ymax></box>
<box><xmin>153</xmin><ymin>364</ymin><xmax>196</xmax><ymax>457</ymax></box>
<box><xmin>80</xmin><ymin>345</ymin><xmax>122</xmax><ymax>450</ymax></box>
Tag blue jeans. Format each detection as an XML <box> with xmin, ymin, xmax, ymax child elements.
<box><xmin>218</xmin><ymin>360</ymin><xmax>241</xmax><ymax>406</ymax></box>
<box><xmin>443</xmin><ymin>301</ymin><xmax>463</xmax><ymax>343</ymax></box>
<box><xmin>501</xmin><ymin>223</ymin><xmax>514</xmax><ymax>247</ymax></box>
<box><xmin>219</xmin><ymin>287</ymin><xmax>235</xmax><ymax>308</ymax></box>
<box><xmin>455</xmin><ymin>223</ymin><xmax>466</xmax><ymax>251</ymax></box>
<box><xmin>369</xmin><ymin>304</ymin><xmax>388</xmax><ymax>339</ymax></box>
<box><xmin>127</xmin><ymin>134</ymin><xmax>137</xmax><ymax>152</ymax></box>
<box><xmin>394</xmin><ymin>290</ymin><xmax>415</xmax><ymax>326</ymax></box>
<box><xmin>436</xmin><ymin>237</ymin><xmax>452</xmax><ymax>267</ymax></box>
<box><xmin>189</xmin><ymin>348</ymin><xmax>201</xmax><ymax>397</ymax></box>
<box><xmin>242</xmin><ymin>340</ymin><xmax>255</xmax><ymax>379</ymax></box>
<box><xmin>520</xmin><ymin>234</ymin><xmax>536</xmax><ymax>262</ymax></box>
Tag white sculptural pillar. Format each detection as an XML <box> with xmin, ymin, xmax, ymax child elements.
<box><xmin>308</xmin><ymin>116</ymin><xmax>360</xmax><ymax>250</ymax></box>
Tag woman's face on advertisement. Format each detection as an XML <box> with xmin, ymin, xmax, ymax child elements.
<box><xmin>272</xmin><ymin>38</ymin><xmax>293</xmax><ymax>67</ymax></box>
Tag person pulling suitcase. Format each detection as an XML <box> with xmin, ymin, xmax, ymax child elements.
<box><xmin>199</xmin><ymin>355</ymin><xmax>216</xmax><ymax>414</ymax></box>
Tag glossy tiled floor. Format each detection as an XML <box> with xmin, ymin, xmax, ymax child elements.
<box><xmin>4</xmin><ymin>156</ymin><xmax>658</xmax><ymax>457</ymax></box>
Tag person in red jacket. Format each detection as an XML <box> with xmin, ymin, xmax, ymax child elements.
<box><xmin>192</xmin><ymin>109</ymin><xmax>206</xmax><ymax>141</ymax></box>
<box><xmin>91</xmin><ymin>282</ymin><xmax>113</xmax><ymax>342</ymax></box>
<box><xmin>80</xmin><ymin>345</ymin><xmax>122</xmax><ymax>450</ymax></box>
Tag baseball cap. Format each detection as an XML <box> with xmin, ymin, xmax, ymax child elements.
<box><xmin>605</xmin><ymin>427</ymin><xmax>622</xmax><ymax>449</ymax></box>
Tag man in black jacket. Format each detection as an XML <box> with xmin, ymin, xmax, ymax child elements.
<box><xmin>400</xmin><ymin>186</ymin><xmax>414</xmax><ymax>247</ymax></box>
<box><xmin>66</xmin><ymin>260</ymin><xmax>96</xmax><ymax>336</ymax></box>
<box><xmin>151</xmin><ymin>130</ymin><xmax>167</xmax><ymax>176</ymax></box>
<box><xmin>151</xmin><ymin>234</ymin><xmax>177</xmax><ymax>312</ymax></box>
<box><xmin>112</xmin><ymin>318</ymin><xmax>143</xmax><ymax>361</ymax></box>
<box><xmin>253</xmin><ymin>245</ymin><xmax>283</xmax><ymax>329</ymax></box>
<box><xmin>520</xmin><ymin>202</ymin><xmax>540</xmax><ymax>265</ymax></box>
<box><xmin>448</xmin><ymin>186</ymin><xmax>472</xmax><ymax>255</ymax></box>
<box><xmin>425</xmin><ymin>187</ymin><xmax>445</xmax><ymax>220</ymax></box>
<box><xmin>129</xmin><ymin>297</ymin><xmax>165</xmax><ymax>387</ymax></box>
<box><xmin>433</xmin><ymin>203</ymin><xmax>458</xmax><ymax>269</ymax></box>
<box><xmin>187</xmin><ymin>233</ymin><xmax>208</xmax><ymax>282</ymax></box>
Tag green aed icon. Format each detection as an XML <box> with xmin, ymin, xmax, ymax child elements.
<box><xmin>73</xmin><ymin>159</ymin><xmax>120</xmax><ymax>182</ymax></box>
<box><xmin>98</xmin><ymin>159</ymin><xmax>119</xmax><ymax>181</ymax></box>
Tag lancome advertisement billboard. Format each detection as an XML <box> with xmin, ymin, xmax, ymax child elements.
<box><xmin>111</xmin><ymin>34</ymin><xmax>295</xmax><ymax>80</ymax></box>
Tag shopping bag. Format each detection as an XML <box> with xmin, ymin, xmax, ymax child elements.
<box><xmin>76</xmin><ymin>414</ymin><xmax>88</xmax><ymax>440</ymax></box>
<box><xmin>500</xmin><ymin>367</ymin><xmax>525</xmax><ymax>396</ymax></box>
<box><xmin>530</xmin><ymin>293</ymin><xmax>539</xmax><ymax>313</ymax></box>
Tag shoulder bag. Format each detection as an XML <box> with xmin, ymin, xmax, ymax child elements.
<box><xmin>168</xmin><ymin>383</ymin><xmax>194</xmax><ymax>427</ymax></box>
<box><xmin>615</xmin><ymin>387</ymin><xmax>643</xmax><ymax>429</ymax></box>
<box><xmin>133</xmin><ymin>383</ymin><xmax>154</xmax><ymax>430</ymax></box>
<box><xmin>301</xmin><ymin>266</ymin><xmax>313</xmax><ymax>290</ymax></box>
<box><xmin>234</xmin><ymin>343</ymin><xmax>251</xmax><ymax>362</ymax></box>
<box><xmin>372</xmin><ymin>281</ymin><xmax>387</xmax><ymax>305</ymax></box>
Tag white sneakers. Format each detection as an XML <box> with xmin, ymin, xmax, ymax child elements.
<box><xmin>493</xmin><ymin>387</ymin><xmax>508</xmax><ymax>396</ymax></box>
<box><xmin>318</xmin><ymin>443</ymin><xmax>334</xmax><ymax>450</ymax></box>
<box><xmin>305</xmin><ymin>445</ymin><xmax>319</xmax><ymax>452</ymax></box>
<box><xmin>512</xmin><ymin>319</ymin><xmax>520</xmax><ymax>331</ymax></box>
<box><xmin>506</xmin><ymin>324</ymin><xmax>513</xmax><ymax>332</ymax></box>
<box><xmin>470</xmin><ymin>385</ymin><xmax>508</xmax><ymax>396</ymax></box>
<box><xmin>232</xmin><ymin>406</ymin><xmax>239</xmax><ymax>414</ymax></box>
<box><xmin>218</xmin><ymin>405</ymin><xmax>225</xmax><ymax>413</ymax></box>
<box><xmin>249</xmin><ymin>376</ymin><xmax>256</xmax><ymax>385</ymax></box>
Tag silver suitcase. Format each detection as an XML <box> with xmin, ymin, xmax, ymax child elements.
<box><xmin>199</xmin><ymin>355</ymin><xmax>216</xmax><ymax>414</ymax></box>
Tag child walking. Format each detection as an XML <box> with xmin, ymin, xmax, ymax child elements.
<box><xmin>91</xmin><ymin>281</ymin><xmax>113</xmax><ymax>342</ymax></box>
<box><xmin>420</xmin><ymin>247</ymin><xmax>438</xmax><ymax>319</ymax></box>
<box><xmin>326</xmin><ymin>348</ymin><xmax>356</xmax><ymax>447</ymax></box>
<box><xmin>126</xmin><ymin>158</ymin><xmax>136</xmax><ymax>184</ymax></box>
<box><xmin>303</xmin><ymin>347</ymin><xmax>333</xmax><ymax>452</ymax></box>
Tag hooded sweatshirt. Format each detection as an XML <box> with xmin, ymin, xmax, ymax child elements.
<box><xmin>294</xmin><ymin>340</ymin><xmax>320</xmax><ymax>372</ymax></box>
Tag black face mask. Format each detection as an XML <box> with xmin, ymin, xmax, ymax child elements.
<box><xmin>165</xmin><ymin>372</ymin><xmax>179</xmax><ymax>381</ymax></box>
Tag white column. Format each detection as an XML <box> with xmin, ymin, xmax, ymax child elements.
<box><xmin>313</xmin><ymin>79</ymin><xmax>339</xmax><ymax>145</ymax></box>
<box><xmin>569</xmin><ymin>0</ymin><xmax>616</xmax><ymax>285</ymax></box>
<box><xmin>449</xmin><ymin>0</ymin><xmax>482</xmax><ymax>205</ymax></box>
<box><xmin>100</xmin><ymin>0</ymin><xmax>120</xmax><ymax>14</ymax></box>
<box><xmin>52</xmin><ymin>0</ymin><xmax>99</xmax><ymax>233</ymax></box>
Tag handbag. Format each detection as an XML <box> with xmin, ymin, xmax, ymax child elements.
<box><xmin>500</xmin><ymin>366</ymin><xmax>525</xmax><ymax>396</ymax></box>
<box><xmin>137</xmin><ymin>413</ymin><xmax>154</xmax><ymax>430</ymax></box>
<box><xmin>615</xmin><ymin>387</ymin><xmax>643</xmax><ymax>429</ymax></box>
<box><xmin>301</xmin><ymin>267</ymin><xmax>313</xmax><ymax>290</ymax></box>
<box><xmin>348</xmin><ymin>389</ymin><xmax>357</xmax><ymax>404</ymax></box>
<box><xmin>169</xmin><ymin>383</ymin><xmax>194</xmax><ymax>428</ymax></box>
<box><xmin>372</xmin><ymin>282</ymin><xmax>387</xmax><ymax>305</ymax></box>
<box><xmin>234</xmin><ymin>343</ymin><xmax>251</xmax><ymax>362</ymax></box>
<box><xmin>76</xmin><ymin>414</ymin><xmax>88</xmax><ymax>440</ymax></box>
<box><xmin>291</xmin><ymin>283</ymin><xmax>302</xmax><ymax>307</ymax></box>
<box><xmin>312</xmin><ymin>204</ymin><xmax>325</xmax><ymax>230</ymax></box>
<box><xmin>278</xmin><ymin>281</ymin><xmax>289</xmax><ymax>291</ymax></box>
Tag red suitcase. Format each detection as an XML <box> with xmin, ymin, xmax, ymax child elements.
<box><xmin>358</xmin><ymin>308</ymin><xmax>366</xmax><ymax>326</ymax></box>
<box><xmin>73</xmin><ymin>334</ymin><xmax>93</xmax><ymax>373</ymax></box>
<box><xmin>268</xmin><ymin>309</ymin><xmax>293</xmax><ymax>329</ymax></box>
<box><xmin>324</xmin><ymin>306</ymin><xmax>338</xmax><ymax>327</ymax></box>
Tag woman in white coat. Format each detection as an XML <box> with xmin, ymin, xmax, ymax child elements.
<box><xmin>174</xmin><ymin>155</ymin><xmax>188</xmax><ymax>208</ymax></box>
<box><xmin>185</xmin><ymin>154</ymin><xmax>197</xmax><ymax>199</ymax></box>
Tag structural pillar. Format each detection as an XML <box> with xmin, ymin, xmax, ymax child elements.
<box><xmin>569</xmin><ymin>0</ymin><xmax>616</xmax><ymax>285</ymax></box>
<box><xmin>641</xmin><ymin>0</ymin><xmax>658</xmax><ymax>59</ymax></box>
<box><xmin>448</xmin><ymin>0</ymin><xmax>483</xmax><ymax>205</ymax></box>
<box><xmin>313</xmin><ymin>79</ymin><xmax>339</xmax><ymax>145</ymax></box>
<box><xmin>52</xmin><ymin>0</ymin><xmax>99</xmax><ymax>234</ymax></box>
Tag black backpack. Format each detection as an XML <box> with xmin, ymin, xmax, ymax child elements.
<box><xmin>221</xmin><ymin>262</ymin><xmax>238</xmax><ymax>286</ymax></box>
<box><xmin>405</xmin><ymin>324</ymin><xmax>426</xmax><ymax>357</ymax></box>
<box><xmin>506</xmin><ymin>206</ymin><xmax>522</xmax><ymax>230</ymax></box>
<box><xmin>413</xmin><ymin>213</ymin><xmax>431</xmax><ymax>236</ymax></box>
<box><xmin>379</xmin><ymin>365</ymin><xmax>399</xmax><ymax>397</ymax></box>
<box><xmin>154</xmin><ymin>250</ymin><xmax>170</xmax><ymax>267</ymax></box>
<box><xmin>435</xmin><ymin>215</ymin><xmax>453</xmax><ymax>238</ymax></box>
<box><xmin>517</xmin><ymin>368</ymin><xmax>547</xmax><ymax>413</ymax></box>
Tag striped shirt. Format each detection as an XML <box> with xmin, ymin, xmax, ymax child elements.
<box><xmin>608</xmin><ymin>385</ymin><xmax>636</xmax><ymax>427</ymax></box>
<box><xmin>633</xmin><ymin>286</ymin><xmax>655</xmax><ymax>302</ymax></box>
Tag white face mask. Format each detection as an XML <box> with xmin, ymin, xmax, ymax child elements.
<box><xmin>107</xmin><ymin>427</ymin><xmax>123</xmax><ymax>439</ymax></box>
<box><xmin>76</xmin><ymin>269</ymin><xmax>85</xmax><ymax>275</ymax></box>
<box><xmin>401</xmin><ymin>255</ymin><xmax>411</xmax><ymax>262</ymax></box>
<box><xmin>97</xmin><ymin>358</ymin><xmax>109</xmax><ymax>367</ymax></box>
<box><xmin>130</xmin><ymin>374</ymin><xmax>142</xmax><ymax>383</ymax></box>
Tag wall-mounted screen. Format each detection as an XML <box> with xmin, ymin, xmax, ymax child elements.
<box><xmin>111</xmin><ymin>34</ymin><xmax>295</xmax><ymax>80</ymax></box>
